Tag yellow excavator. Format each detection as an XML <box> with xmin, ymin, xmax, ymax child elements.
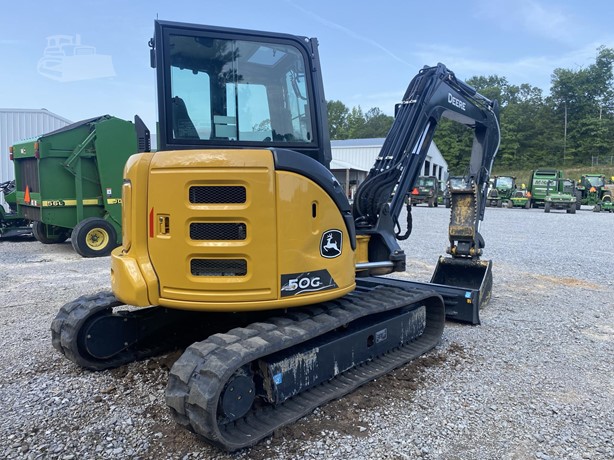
<box><xmin>52</xmin><ymin>20</ymin><xmax>499</xmax><ymax>451</ymax></box>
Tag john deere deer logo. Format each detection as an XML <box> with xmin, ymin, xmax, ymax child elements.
<box><xmin>320</xmin><ymin>229</ymin><xmax>342</xmax><ymax>258</ymax></box>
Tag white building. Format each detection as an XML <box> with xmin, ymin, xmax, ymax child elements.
<box><xmin>330</xmin><ymin>138</ymin><xmax>448</xmax><ymax>199</ymax></box>
<box><xmin>0</xmin><ymin>108</ymin><xmax>72</xmax><ymax>183</ymax></box>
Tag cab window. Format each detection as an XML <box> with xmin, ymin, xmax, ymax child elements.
<box><xmin>168</xmin><ymin>35</ymin><xmax>313</xmax><ymax>144</ymax></box>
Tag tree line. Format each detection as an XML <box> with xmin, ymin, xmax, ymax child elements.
<box><xmin>327</xmin><ymin>47</ymin><xmax>614</xmax><ymax>174</ymax></box>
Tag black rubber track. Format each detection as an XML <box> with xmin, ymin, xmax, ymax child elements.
<box><xmin>51</xmin><ymin>291</ymin><xmax>124</xmax><ymax>370</ymax></box>
<box><xmin>166</xmin><ymin>285</ymin><xmax>445</xmax><ymax>451</ymax></box>
<box><xmin>51</xmin><ymin>291</ymin><xmax>233</xmax><ymax>370</ymax></box>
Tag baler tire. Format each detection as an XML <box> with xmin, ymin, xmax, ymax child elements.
<box><xmin>71</xmin><ymin>218</ymin><xmax>118</xmax><ymax>258</ymax></box>
<box><xmin>32</xmin><ymin>221</ymin><xmax>69</xmax><ymax>244</ymax></box>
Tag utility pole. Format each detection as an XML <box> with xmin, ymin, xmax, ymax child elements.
<box><xmin>563</xmin><ymin>102</ymin><xmax>567</xmax><ymax>165</ymax></box>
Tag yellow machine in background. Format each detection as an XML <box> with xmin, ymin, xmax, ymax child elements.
<box><xmin>53</xmin><ymin>20</ymin><xmax>500</xmax><ymax>451</ymax></box>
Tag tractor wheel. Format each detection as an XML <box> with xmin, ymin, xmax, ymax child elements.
<box><xmin>428</xmin><ymin>197</ymin><xmax>434</xmax><ymax>207</ymax></box>
<box><xmin>569</xmin><ymin>205</ymin><xmax>576</xmax><ymax>214</ymax></box>
<box><xmin>506</xmin><ymin>201</ymin><xmax>514</xmax><ymax>208</ymax></box>
<box><xmin>497</xmin><ymin>200</ymin><xmax>503</xmax><ymax>208</ymax></box>
<box><xmin>544</xmin><ymin>202</ymin><xmax>551</xmax><ymax>213</ymax></box>
<box><xmin>71</xmin><ymin>218</ymin><xmax>118</xmax><ymax>258</ymax></box>
<box><xmin>593</xmin><ymin>204</ymin><xmax>601</xmax><ymax>213</ymax></box>
<box><xmin>32</xmin><ymin>221</ymin><xmax>69</xmax><ymax>244</ymax></box>
<box><xmin>444</xmin><ymin>197</ymin><xmax>451</xmax><ymax>208</ymax></box>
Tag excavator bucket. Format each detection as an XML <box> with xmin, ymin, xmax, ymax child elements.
<box><xmin>430</xmin><ymin>256</ymin><xmax>492</xmax><ymax>325</ymax></box>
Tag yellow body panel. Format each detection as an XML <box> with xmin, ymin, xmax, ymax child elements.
<box><xmin>111</xmin><ymin>149</ymin><xmax>356</xmax><ymax>311</ymax></box>
<box><xmin>111</xmin><ymin>152</ymin><xmax>159</xmax><ymax>306</ymax></box>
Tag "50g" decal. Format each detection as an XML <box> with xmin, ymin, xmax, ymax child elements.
<box><xmin>280</xmin><ymin>269</ymin><xmax>338</xmax><ymax>297</ymax></box>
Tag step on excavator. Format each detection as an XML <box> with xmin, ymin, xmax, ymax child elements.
<box><xmin>52</xmin><ymin>20</ymin><xmax>500</xmax><ymax>451</ymax></box>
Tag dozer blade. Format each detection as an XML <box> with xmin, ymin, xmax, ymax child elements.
<box><xmin>355</xmin><ymin>258</ymin><xmax>491</xmax><ymax>326</ymax></box>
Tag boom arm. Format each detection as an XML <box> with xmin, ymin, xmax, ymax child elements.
<box><xmin>353</xmin><ymin>63</ymin><xmax>500</xmax><ymax>271</ymax></box>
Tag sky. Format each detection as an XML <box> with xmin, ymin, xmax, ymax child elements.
<box><xmin>1</xmin><ymin>0</ymin><xmax>614</xmax><ymax>132</ymax></box>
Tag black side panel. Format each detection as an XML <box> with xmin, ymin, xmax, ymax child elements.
<box><xmin>273</xmin><ymin>148</ymin><xmax>355</xmax><ymax>250</ymax></box>
<box><xmin>18</xmin><ymin>158</ymin><xmax>40</xmax><ymax>193</ymax></box>
<box><xmin>134</xmin><ymin>115</ymin><xmax>151</xmax><ymax>153</ymax></box>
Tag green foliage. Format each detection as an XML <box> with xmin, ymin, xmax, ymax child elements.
<box><xmin>327</xmin><ymin>46</ymin><xmax>614</xmax><ymax>172</ymax></box>
<box><xmin>432</xmin><ymin>119</ymin><xmax>473</xmax><ymax>173</ymax></box>
<box><xmin>327</xmin><ymin>100</ymin><xmax>350</xmax><ymax>139</ymax></box>
<box><xmin>326</xmin><ymin>101</ymin><xmax>393</xmax><ymax>139</ymax></box>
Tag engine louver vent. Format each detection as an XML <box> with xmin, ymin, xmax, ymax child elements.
<box><xmin>190</xmin><ymin>223</ymin><xmax>246</xmax><ymax>240</ymax></box>
<box><xmin>189</xmin><ymin>186</ymin><xmax>246</xmax><ymax>204</ymax></box>
<box><xmin>191</xmin><ymin>259</ymin><xmax>247</xmax><ymax>277</ymax></box>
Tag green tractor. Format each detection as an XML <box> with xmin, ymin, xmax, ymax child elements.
<box><xmin>576</xmin><ymin>174</ymin><xmax>612</xmax><ymax>206</ymax></box>
<box><xmin>0</xmin><ymin>180</ymin><xmax>32</xmax><ymax>239</ymax></box>
<box><xmin>486</xmin><ymin>175</ymin><xmax>516</xmax><ymax>207</ymax></box>
<box><xmin>544</xmin><ymin>178</ymin><xmax>577</xmax><ymax>214</ymax></box>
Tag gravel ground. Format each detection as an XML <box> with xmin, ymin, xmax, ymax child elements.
<box><xmin>0</xmin><ymin>205</ymin><xmax>612</xmax><ymax>460</ymax></box>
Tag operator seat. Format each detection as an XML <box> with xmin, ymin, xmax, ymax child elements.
<box><xmin>172</xmin><ymin>96</ymin><xmax>199</xmax><ymax>139</ymax></box>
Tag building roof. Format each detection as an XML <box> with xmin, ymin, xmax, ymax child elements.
<box><xmin>330</xmin><ymin>158</ymin><xmax>371</xmax><ymax>171</ymax></box>
<box><xmin>331</xmin><ymin>138</ymin><xmax>385</xmax><ymax>148</ymax></box>
<box><xmin>330</xmin><ymin>138</ymin><xmax>448</xmax><ymax>172</ymax></box>
<box><xmin>0</xmin><ymin>108</ymin><xmax>72</xmax><ymax>124</ymax></box>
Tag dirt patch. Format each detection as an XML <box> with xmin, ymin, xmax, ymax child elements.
<box><xmin>143</xmin><ymin>350</ymin><xmax>184</xmax><ymax>371</ymax></box>
<box><xmin>532</xmin><ymin>274</ymin><xmax>601</xmax><ymax>290</ymax></box>
<box><xmin>145</xmin><ymin>418</ymin><xmax>201</xmax><ymax>459</ymax></box>
<box><xmin>245</xmin><ymin>342</ymin><xmax>469</xmax><ymax>460</ymax></box>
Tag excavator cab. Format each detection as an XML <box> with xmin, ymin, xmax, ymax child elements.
<box><xmin>152</xmin><ymin>21</ymin><xmax>331</xmax><ymax>163</ymax></box>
